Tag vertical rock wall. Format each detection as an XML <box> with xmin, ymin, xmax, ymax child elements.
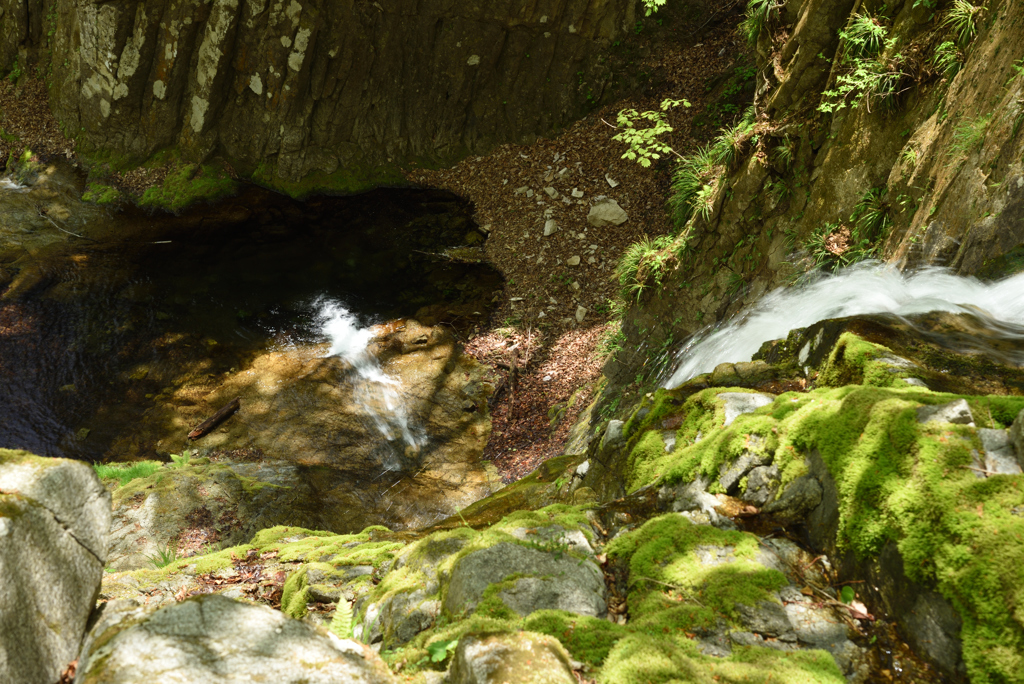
<box><xmin>3</xmin><ymin>0</ymin><xmax>635</xmax><ymax>193</ymax></box>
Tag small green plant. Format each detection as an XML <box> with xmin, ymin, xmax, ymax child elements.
<box><xmin>850</xmin><ymin>187</ymin><xmax>892</xmax><ymax>238</ymax></box>
<box><xmin>740</xmin><ymin>0</ymin><xmax>777</xmax><ymax>45</ymax></box>
<box><xmin>840</xmin><ymin>12</ymin><xmax>888</xmax><ymax>58</ymax></box>
<box><xmin>329</xmin><ymin>598</ymin><xmax>354</xmax><ymax>639</ymax></box>
<box><xmin>92</xmin><ymin>460</ymin><xmax>163</xmax><ymax>487</ymax></box>
<box><xmin>612</xmin><ymin>99</ymin><xmax>691</xmax><ymax>168</ymax></box>
<box><xmin>764</xmin><ymin>177</ymin><xmax>791</xmax><ymax>204</ymax></box>
<box><xmin>615</xmin><ymin>236</ymin><xmax>676</xmax><ymax>301</ymax></box>
<box><xmin>819</xmin><ymin>53</ymin><xmax>907</xmax><ymax>113</ymax></box>
<box><xmin>947</xmin><ymin>113</ymin><xmax>992</xmax><ymax>163</ymax></box>
<box><xmin>7</xmin><ymin>58</ymin><xmax>22</xmax><ymax>83</ymax></box>
<box><xmin>640</xmin><ymin>0</ymin><xmax>667</xmax><ymax>16</ymax></box>
<box><xmin>426</xmin><ymin>638</ymin><xmax>458</xmax><ymax>663</ymax></box>
<box><xmin>598</xmin><ymin>323</ymin><xmax>625</xmax><ymax>357</ymax></box>
<box><xmin>943</xmin><ymin>0</ymin><xmax>983</xmax><ymax>47</ymax></box>
<box><xmin>899</xmin><ymin>145</ymin><xmax>919</xmax><ymax>174</ymax></box>
<box><xmin>933</xmin><ymin>41</ymin><xmax>963</xmax><ymax>77</ymax></box>
<box><xmin>169</xmin><ymin>449</ymin><xmax>193</xmax><ymax>468</ymax></box>
<box><xmin>147</xmin><ymin>545</ymin><xmax>179</xmax><ymax>569</ymax></box>
<box><xmin>668</xmin><ymin>146</ymin><xmax>717</xmax><ymax>227</ymax></box>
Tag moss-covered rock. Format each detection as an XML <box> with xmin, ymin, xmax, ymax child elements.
<box><xmin>621</xmin><ymin>380</ymin><xmax>1024</xmax><ymax>681</ymax></box>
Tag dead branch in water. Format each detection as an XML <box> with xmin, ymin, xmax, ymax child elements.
<box><xmin>188</xmin><ymin>398</ymin><xmax>241</xmax><ymax>440</ymax></box>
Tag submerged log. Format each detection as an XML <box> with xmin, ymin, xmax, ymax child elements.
<box><xmin>188</xmin><ymin>398</ymin><xmax>241</xmax><ymax>440</ymax></box>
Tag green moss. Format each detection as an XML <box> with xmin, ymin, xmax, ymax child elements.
<box><xmin>620</xmin><ymin>384</ymin><xmax>1024</xmax><ymax>683</ymax></box>
<box><xmin>523</xmin><ymin>610</ymin><xmax>630</xmax><ymax>666</ymax></box>
<box><xmin>816</xmin><ymin>333</ymin><xmax>915</xmax><ymax>388</ymax></box>
<box><xmin>599</xmin><ymin>635</ymin><xmax>844</xmax><ymax>684</ymax></box>
<box><xmin>626</xmin><ymin>389</ymin><xmax>775</xmax><ymax>493</ymax></box>
<box><xmin>250</xmin><ymin>159</ymin><xmax>404</xmax><ymax>200</ymax></box>
<box><xmin>93</xmin><ymin>460</ymin><xmax>161</xmax><ymax>487</ymax></box>
<box><xmin>82</xmin><ymin>182</ymin><xmax>121</xmax><ymax>205</ymax></box>
<box><xmin>608</xmin><ymin>515</ymin><xmax>787</xmax><ymax>625</ymax></box>
<box><xmin>138</xmin><ymin>162</ymin><xmax>239</xmax><ymax>213</ymax></box>
<box><xmin>281</xmin><ymin>567</ymin><xmax>311</xmax><ymax>619</ymax></box>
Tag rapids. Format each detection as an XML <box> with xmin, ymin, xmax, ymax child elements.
<box><xmin>666</xmin><ymin>263</ymin><xmax>1024</xmax><ymax>387</ymax></box>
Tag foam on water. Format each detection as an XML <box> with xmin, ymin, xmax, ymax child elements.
<box><xmin>0</xmin><ymin>178</ymin><xmax>28</xmax><ymax>192</ymax></box>
<box><xmin>665</xmin><ymin>262</ymin><xmax>1024</xmax><ymax>388</ymax></box>
<box><xmin>319</xmin><ymin>300</ymin><xmax>424</xmax><ymax>449</ymax></box>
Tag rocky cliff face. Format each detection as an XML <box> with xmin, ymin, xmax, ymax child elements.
<box><xmin>610</xmin><ymin>0</ymin><xmax>1024</xmax><ymax>387</ymax></box>
<box><xmin>2</xmin><ymin>0</ymin><xmax>633</xmax><ymax>193</ymax></box>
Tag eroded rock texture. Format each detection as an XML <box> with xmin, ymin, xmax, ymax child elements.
<box><xmin>2</xmin><ymin>0</ymin><xmax>633</xmax><ymax>192</ymax></box>
<box><xmin>0</xmin><ymin>449</ymin><xmax>111</xmax><ymax>684</ymax></box>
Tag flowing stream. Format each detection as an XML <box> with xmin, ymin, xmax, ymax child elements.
<box><xmin>319</xmin><ymin>300</ymin><xmax>424</xmax><ymax>453</ymax></box>
<box><xmin>666</xmin><ymin>263</ymin><xmax>1024</xmax><ymax>387</ymax></box>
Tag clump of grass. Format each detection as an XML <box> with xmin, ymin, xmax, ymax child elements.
<box><xmin>840</xmin><ymin>12</ymin><xmax>888</xmax><ymax>58</ymax></box>
<box><xmin>805</xmin><ymin>188</ymin><xmax>891</xmax><ymax>272</ymax></box>
<box><xmin>943</xmin><ymin>0</ymin><xmax>983</xmax><ymax>47</ymax></box>
<box><xmin>932</xmin><ymin>41</ymin><xmax>963</xmax><ymax>77</ymax></box>
<box><xmin>668</xmin><ymin>146</ymin><xmax>716</xmax><ymax>227</ymax></box>
<box><xmin>147</xmin><ymin>545</ymin><xmax>179</xmax><ymax>569</ymax></box>
<box><xmin>710</xmin><ymin>108</ymin><xmax>757</xmax><ymax>168</ymax></box>
<box><xmin>93</xmin><ymin>460</ymin><xmax>163</xmax><ymax>487</ymax></box>
<box><xmin>615</xmin><ymin>236</ymin><xmax>677</xmax><ymax>302</ymax></box>
<box><xmin>739</xmin><ymin>0</ymin><xmax>776</xmax><ymax>45</ymax></box>
<box><xmin>770</xmin><ymin>136</ymin><xmax>794</xmax><ymax>169</ymax></box>
<box><xmin>851</xmin><ymin>186</ymin><xmax>892</xmax><ymax>238</ymax></box>
<box><xmin>900</xmin><ymin>145</ymin><xmax>919</xmax><ymax>172</ymax></box>
<box><xmin>947</xmin><ymin>113</ymin><xmax>992</xmax><ymax>163</ymax></box>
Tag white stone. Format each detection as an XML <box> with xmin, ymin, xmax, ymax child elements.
<box><xmin>572</xmin><ymin>188</ymin><xmax>584</xmax><ymax>198</ymax></box>
<box><xmin>606</xmin><ymin>174</ymin><xmax>620</xmax><ymax>188</ymax></box>
<box><xmin>544</xmin><ymin>186</ymin><xmax>558</xmax><ymax>198</ymax></box>
<box><xmin>543</xmin><ymin>220</ymin><xmax>558</xmax><ymax>236</ymax></box>
<box><xmin>575</xmin><ymin>306</ymin><xmax>587</xmax><ymax>323</ymax></box>
<box><xmin>587</xmin><ymin>199</ymin><xmax>628</xmax><ymax>227</ymax></box>
<box><xmin>567</xmin><ymin>256</ymin><xmax>581</xmax><ymax>266</ymax></box>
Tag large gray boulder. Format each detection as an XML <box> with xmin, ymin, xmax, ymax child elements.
<box><xmin>443</xmin><ymin>542</ymin><xmax>606</xmax><ymax>618</ymax></box>
<box><xmin>75</xmin><ymin>594</ymin><xmax>397</xmax><ymax>683</ymax></box>
<box><xmin>0</xmin><ymin>449</ymin><xmax>111</xmax><ymax>684</ymax></box>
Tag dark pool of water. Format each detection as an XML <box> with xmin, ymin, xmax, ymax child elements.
<box><xmin>0</xmin><ymin>187</ymin><xmax>502</xmax><ymax>460</ymax></box>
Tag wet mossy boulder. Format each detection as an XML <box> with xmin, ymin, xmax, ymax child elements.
<box><xmin>618</xmin><ymin>380</ymin><xmax>1024</xmax><ymax>681</ymax></box>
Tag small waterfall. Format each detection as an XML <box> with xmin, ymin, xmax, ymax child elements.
<box><xmin>665</xmin><ymin>263</ymin><xmax>1024</xmax><ymax>388</ymax></box>
<box><xmin>318</xmin><ymin>301</ymin><xmax>424</xmax><ymax>450</ymax></box>
<box><xmin>0</xmin><ymin>178</ymin><xmax>28</xmax><ymax>192</ymax></box>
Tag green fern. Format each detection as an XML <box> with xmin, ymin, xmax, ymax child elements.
<box><xmin>330</xmin><ymin>598</ymin><xmax>354</xmax><ymax>639</ymax></box>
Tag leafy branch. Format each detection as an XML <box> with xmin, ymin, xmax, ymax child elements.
<box><xmin>609</xmin><ymin>98</ymin><xmax>692</xmax><ymax>168</ymax></box>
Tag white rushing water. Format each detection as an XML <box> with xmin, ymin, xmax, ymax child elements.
<box><xmin>319</xmin><ymin>301</ymin><xmax>424</xmax><ymax>449</ymax></box>
<box><xmin>0</xmin><ymin>178</ymin><xmax>28</xmax><ymax>192</ymax></box>
<box><xmin>665</xmin><ymin>262</ymin><xmax>1024</xmax><ymax>388</ymax></box>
